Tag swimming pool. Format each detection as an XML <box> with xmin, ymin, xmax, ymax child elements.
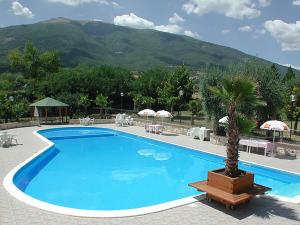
<box><xmin>4</xmin><ymin>127</ymin><xmax>300</xmax><ymax>217</ymax></box>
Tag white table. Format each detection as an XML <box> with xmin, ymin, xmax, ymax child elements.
<box><xmin>146</xmin><ymin>124</ymin><xmax>163</xmax><ymax>134</ymax></box>
<box><xmin>239</xmin><ymin>139</ymin><xmax>275</xmax><ymax>156</ymax></box>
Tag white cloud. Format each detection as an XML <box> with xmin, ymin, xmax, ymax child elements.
<box><xmin>113</xmin><ymin>13</ymin><xmax>199</xmax><ymax>39</ymax></box>
<box><xmin>92</xmin><ymin>19</ymin><xmax>103</xmax><ymax>22</ymax></box>
<box><xmin>258</xmin><ymin>0</ymin><xmax>271</xmax><ymax>7</ymax></box>
<box><xmin>252</xmin><ymin>28</ymin><xmax>266</xmax><ymax>38</ymax></box>
<box><xmin>111</xmin><ymin>1</ymin><xmax>119</xmax><ymax>7</ymax></box>
<box><xmin>48</xmin><ymin>0</ymin><xmax>118</xmax><ymax>7</ymax></box>
<box><xmin>239</xmin><ymin>25</ymin><xmax>252</xmax><ymax>32</ymax></box>
<box><xmin>11</xmin><ymin>1</ymin><xmax>34</xmax><ymax>18</ymax></box>
<box><xmin>169</xmin><ymin>13</ymin><xmax>185</xmax><ymax>24</ymax></box>
<box><xmin>114</xmin><ymin>13</ymin><xmax>155</xmax><ymax>29</ymax></box>
<box><xmin>264</xmin><ymin>20</ymin><xmax>300</xmax><ymax>51</ymax></box>
<box><xmin>182</xmin><ymin>0</ymin><xmax>261</xmax><ymax>19</ymax></box>
<box><xmin>155</xmin><ymin>24</ymin><xmax>184</xmax><ymax>34</ymax></box>
<box><xmin>184</xmin><ymin>30</ymin><xmax>199</xmax><ymax>38</ymax></box>
<box><xmin>293</xmin><ymin>0</ymin><xmax>300</xmax><ymax>6</ymax></box>
<box><xmin>221</xmin><ymin>29</ymin><xmax>231</xmax><ymax>34</ymax></box>
<box><xmin>255</xmin><ymin>28</ymin><xmax>266</xmax><ymax>35</ymax></box>
<box><xmin>283</xmin><ymin>64</ymin><xmax>300</xmax><ymax>71</ymax></box>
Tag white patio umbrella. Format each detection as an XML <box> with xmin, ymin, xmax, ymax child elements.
<box><xmin>260</xmin><ymin>120</ymin><xmax>290</xmax><ymax>155</ymax></box>
<box><xmin>156</xmin><ymin>110</ymin><xmax>173</xmax><ymax>125</ymax></box>
<box><xmin>138</xmin><ymin>109</ymin><xmax>156</xmax><ymax>122</ymax></box>
<box><xmin>219</xmin><ymin>116</ymin><xmax>228</xmax><ymax>124</ymax></box>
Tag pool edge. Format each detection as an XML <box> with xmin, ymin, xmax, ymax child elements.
<box><xmin>2</xmin><ymin>126</ymin><xmax>300</xmax><ymax>218</ymax></box>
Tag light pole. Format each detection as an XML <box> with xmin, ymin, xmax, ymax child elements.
<box><xmin>290</xmin><ymin>94</ymin><xmax>296</xmax><ymax>137</ymax></box>
<box><xmin>179</xmin><ymin>90</ymin><xmax>184</xmax><ymax>123</ymax></box>
<box><xmin>120</xmin><ymin>92</ymin><xmax>124</xmax><ymax>113</ymax></box>
<box><xmin>8</xmin><ymin>96</ymin><xmax>14</xmax><ymax>122</ymax></box>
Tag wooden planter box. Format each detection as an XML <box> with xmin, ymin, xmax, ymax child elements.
<box><xmin>207</xmin><ymin>168</ymin><xmax>254</xmax><ymax>194</ymax></box>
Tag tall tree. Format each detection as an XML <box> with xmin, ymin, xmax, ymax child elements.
<box><xmin>284</xmin><ymin>78</ymin><xmax>300</xmax><ymax>131</ymax></box>
<box><xmin>200</xmin><ymin>67</ymin><xmax>226</xmax><ymax>135</ymax></box>
<box><xmin>209</xmin><ymin>76</ymin><xmax>258</xmax><ymax>177</ymax></box>
<box><xmin>242</xmin><ymin>63</ymin><xmax>285</xmax><ymax>121</ymax></box>
<box><xmin>283</xmin><ymin>66</ymin><xmax>296</xmax><ymax>83</ymax></box>
<box><xmin>270</xmin><ymin>63</ymin><xmax>280</xmax><ymax>80</ymax></box>
<box><xmin>158</xmin><ymin>65</ymin><xmax>193</xmax><ymax>113</ymax></box>
<box><xmin>8</xmin><ymin>42</ymin><xmax>60</xmax><ymax>79</ymax></box>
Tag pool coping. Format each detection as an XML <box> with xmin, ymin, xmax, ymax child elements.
<box><xmin>2</xmin><ymin>126</ymin><xmax>300</xmax><ymax>218</ymax></box>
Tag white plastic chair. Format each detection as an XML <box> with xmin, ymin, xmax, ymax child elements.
<box><xmin>187</xmin><ymin>127</ymin><xmax>196</xmax><ymax>136</ymax></box>
<box><xmin>0</xmin><ymin>133</ymin><xmax>17</xmax><ymax>147</ymax></box>
<box><xmin>115</xmin><ymin>114</ymin><xmax>125</xmax><ymax>126</ymax></box>
<box><xmin>89</xmin><ymin>118</ymin><xmax>95</xmax><ymax>125</ymax></box>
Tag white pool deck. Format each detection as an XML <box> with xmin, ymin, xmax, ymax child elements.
<box><xmin>0</xmin><ymin>124</ymin><xmax>300</xmax><ymax>225</ymax></box>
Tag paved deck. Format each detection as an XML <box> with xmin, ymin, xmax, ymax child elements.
<box><xmin>0</xmin><ymin>124</ymin><xmax>300</xmax><ymax>225</ymax></box>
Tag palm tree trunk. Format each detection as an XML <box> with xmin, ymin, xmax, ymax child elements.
<box><xmin>225</xmin><ymin>103</ymin><xmax>239</xmax><ymax>177</ymax></box>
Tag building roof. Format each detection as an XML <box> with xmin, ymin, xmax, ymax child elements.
<box><xmin>30</xmin><ymin>97</ymin><xmax>69</xmax><ymax>107</ymax></box>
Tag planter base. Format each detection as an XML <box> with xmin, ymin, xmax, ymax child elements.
<box><xmin>189</xmin><ymin>168</ymin><xmax>271</xmax><ymax>209</ymax></box>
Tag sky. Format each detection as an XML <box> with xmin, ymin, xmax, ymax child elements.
<box><xmin>0</xmin><ymin>0</ymin><xmax>300</xmax><ymax>69</ymax></box>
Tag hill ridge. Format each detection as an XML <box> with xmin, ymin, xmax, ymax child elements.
<box><xmin>0</xmin><ymin>17</ymin><xmax>295</xmax><ymax>74</ymax></box>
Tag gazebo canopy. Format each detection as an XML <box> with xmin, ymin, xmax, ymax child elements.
<box><xmin>30</xmin><ymin>97</ymin><xmax>68</xmax><ymax>107</ymax></box>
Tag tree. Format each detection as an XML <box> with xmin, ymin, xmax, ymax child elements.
<box><xmin>188</xmin><ymin>99</ymin><xmax>202</xmax><ymax>125</ymax></box>
<box><xmin>8</xmin><ymin>42</ymin><xmax>60</xmax><ymax>79</ymax></box>
<box><xmin>158</xmin><ymin>65</ymin><xmax>193</xmax><ymax>113</ymax></box>
<box><xmin>200</xmin><ymin>67</ymin><xmax>226</xmax><ymax>135</ymax></box>
<box><xmin>209</xmin><ymin>76</ymin><xmax>259</xmax><ymax>177</ymax></box>
<box><xmin>95</xmin><ymin>94</ymin><xmax>108</xmax><ymax>115</ymax></box>
<box><xmin>78</xmin><ymin>95</ymin><xmax>91</xmax><ymax>116</ymax></box>
<box><xmin>284</xmin><ymin>78</ymin><xmax>300</xmax><ymax>131</ymax></box>
<box><xmin>0</xmin><ymin>93</ymin><xmax>14</xmax><ymax>123</ymax></box>
<box><xmin>270</xmin><ymin>63</ymin><xmax>280</xmax><ymax>80</ymax></box>
<box><xmin>283</xmin><ymin>66</ymin><xmax>295</xmax><ymax>83</ymax></box>
<box><xmin>12</xmin><ymin>100</ymin><xmax>29</xmax><ymax>122</ymax></box>
<box><xmin>242</xmin><ymin>63</ymin><xmax>285</xmax><ymax>121</ymax></box>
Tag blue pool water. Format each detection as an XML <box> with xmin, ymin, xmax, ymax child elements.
<box><xmin>13</xmin><ymin>127</ymin><xmax>300</xmax><ymax>210</ymax></box>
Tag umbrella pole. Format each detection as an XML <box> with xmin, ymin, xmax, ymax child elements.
<box><xmin>272</xmin><ymin>130</ymin><xmax>276</xmax><ymax>155</ymax></box>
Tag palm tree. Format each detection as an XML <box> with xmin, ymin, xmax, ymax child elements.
<box><xmin>95</xmin><ymin>94</ymin><xmax>108</xmax><ymax>115</ymax></box>
<box><xmin>78</xmin><ymin>94</ymin><xmax>91</xmax><ymax>116</ymax></box>
<box><xmin>209</xmin><ymin>76</ymin><xmax>259</xmax><ymax>178</ymax></box>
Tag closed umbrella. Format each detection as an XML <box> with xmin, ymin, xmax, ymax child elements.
<box><xmin>156</xmin><ymin>110</ymin><xmax>173</xmax><ymax>125</ymax></box>
<box><xmin>260</xmin><ymin>120</ymin><xmax>290</xmax><ymax>155</ymax></box>
<box><xmin>33</xmin><ymin>106</ymin><xmax>40</xmax><ymax>124</ymax></box>
<box><xmin>34</xmin><ymin>106</ymin><xmax>39</xmax><ymax>117</ymax></box>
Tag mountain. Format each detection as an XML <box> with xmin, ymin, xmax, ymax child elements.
<box><xmin>0</xmin><ymin>17</ymin><xmax>296</xmax><ymax>74</ymax></box>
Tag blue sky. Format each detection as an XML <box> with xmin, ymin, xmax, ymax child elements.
<box><xmin>1</xmin><ymin>0</ymin><xmax>300</xmax><ymax>69</ymax></box>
